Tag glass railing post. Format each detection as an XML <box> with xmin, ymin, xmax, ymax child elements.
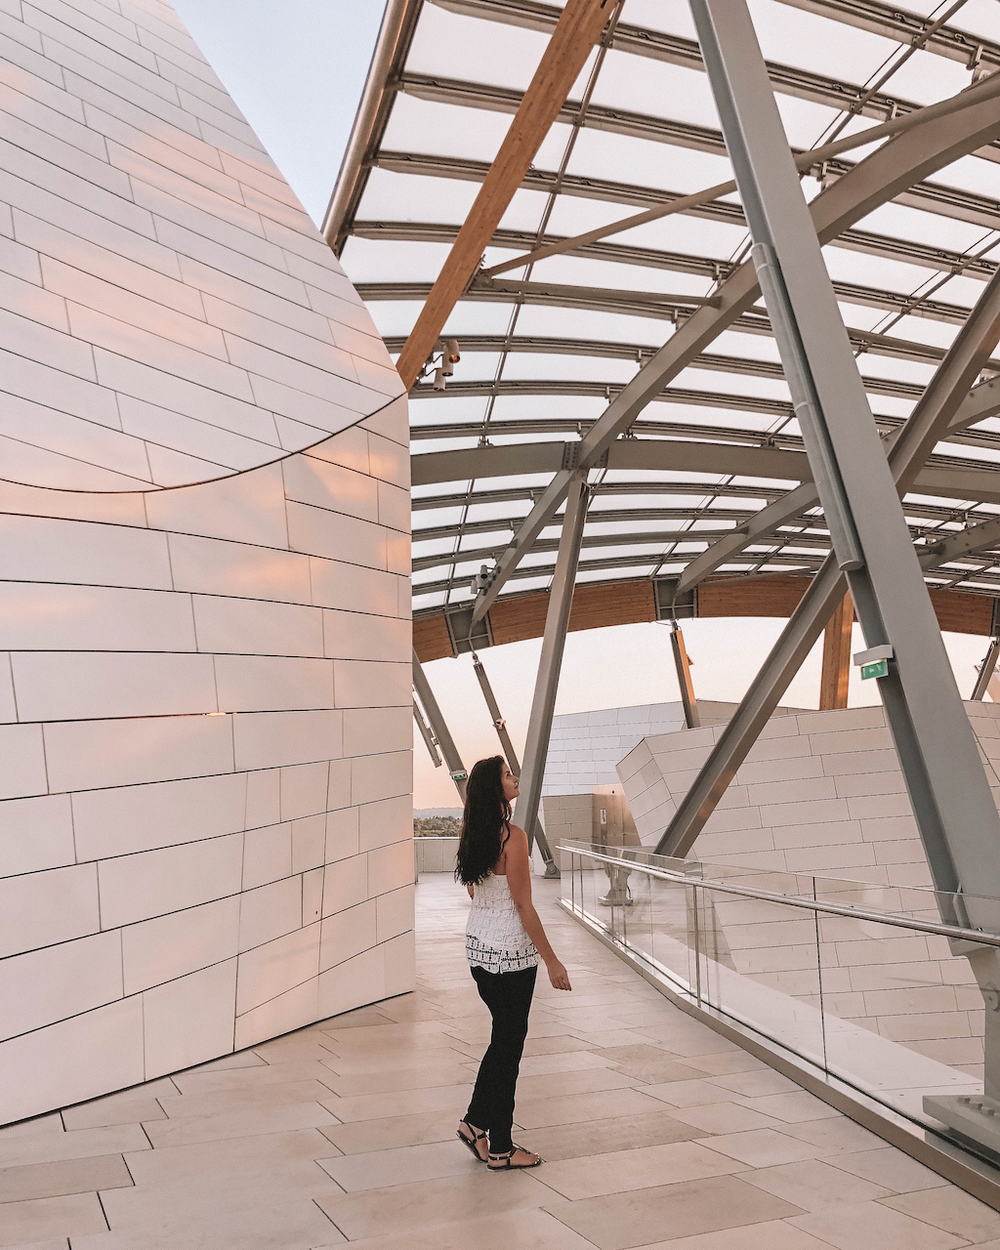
<box><xmin>813</xmin><ymin>876</ymin><xmax>828</xmax><ymax>1073</ymax></box>
<box><xmin>692</xmin><ymin>881</ymin><xmax>702</xmax><ymax>1007</ymax></box>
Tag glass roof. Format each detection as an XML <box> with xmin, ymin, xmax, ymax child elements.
<box><xmin>331</xmin><ymin>0</ymin><xmax>1000</xmax><ymax>619</ymax></box>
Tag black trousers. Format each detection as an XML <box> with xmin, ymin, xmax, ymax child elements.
<box><xmin>464</xmin><ymin>963</ymin><xmax>537</xmax><ymax>1153</ymax></box>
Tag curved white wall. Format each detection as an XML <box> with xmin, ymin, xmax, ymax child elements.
<box><xmin>0</xmin><ymin>0</ymin><xmax>413</xmax><ymax>1124</ymax></box>
<box><xmin>0</xmin><ymin>0</ymin><xmax>399</xmax><ymax>491</ymax></box>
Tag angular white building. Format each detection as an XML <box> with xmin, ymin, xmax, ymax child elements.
<box><xmin>0</xmin><ymin>0</ymin><xmax>412</xmax><ymax>1124</ymax></box>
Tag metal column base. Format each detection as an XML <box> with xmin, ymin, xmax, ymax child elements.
<box><xmin>599</xmin><ymin>888</ymin><xmax>634</xmax><ymax>906</ymax></box>
<box><xmin>543</xmin><ymin>860</ymin><xmax>561</xmax><ymax>880</ymax></box>
<box><xmin>925</xmin><ymin>1095</ymin><xmax>1000</xmax><ymax>1160</ymax></box>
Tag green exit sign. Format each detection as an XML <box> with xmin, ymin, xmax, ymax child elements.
<box><xmin>861</xmin><ymin>659</ymin><xmax>888</xmax><ymax>680</ymax></box>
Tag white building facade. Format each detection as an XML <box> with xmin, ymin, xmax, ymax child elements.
<box><xmin>0</xmin><ymin>0</ymin><xmax>412</xmax><ymax>1124</ymax></box>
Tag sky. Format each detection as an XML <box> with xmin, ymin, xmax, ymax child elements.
<box><xmin>166</xmin><ymin>0</ymin><xmax>1000</xmax><ymax>811</ymax></box>
<box><xmin>171</xmin><ymin>0</ymin><xmax>387</xmax><ymax>225</ymax></box>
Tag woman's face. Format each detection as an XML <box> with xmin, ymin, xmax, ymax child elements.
<box><xmin>501</xmin><ymin>762</ymin><xmax>520</xmax><ymax>802</ymax></box>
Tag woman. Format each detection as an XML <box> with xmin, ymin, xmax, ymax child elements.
<box><xmin>455</xmin><ymin>756</ymin><xmax>572</xmax><ymax>1170</ymax></box>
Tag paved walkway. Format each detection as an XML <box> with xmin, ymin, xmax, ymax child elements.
<box><xmin>3</xmin><ymin>876</ymin><xmax>1000</xmax><ymax>1249</ymax></box>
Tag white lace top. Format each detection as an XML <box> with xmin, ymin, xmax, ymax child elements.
<box><xmin>466</xmin><ymin>872</ymin><xmax>539</xmax><ymax>974</ymax></box>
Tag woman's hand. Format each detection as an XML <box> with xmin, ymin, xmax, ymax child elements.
<box><xmin>547</xmin><ymin>960</ymin><xmax>572</xmax><ymax>991</ymax></box>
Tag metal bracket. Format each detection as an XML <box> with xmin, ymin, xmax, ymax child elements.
<box><xmin>853</xmin><ymin>644</ymin><xmax>894</xmax><ymax>666</ymax></box>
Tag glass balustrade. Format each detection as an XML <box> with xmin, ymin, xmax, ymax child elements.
<box><xmin>558</xmin><ymin>838</ymin><xmax>1000</xmax><ymax>1137</ymax></box>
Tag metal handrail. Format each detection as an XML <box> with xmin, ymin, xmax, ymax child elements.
<box><xmin>560</xmin><ymin>840</ymin><xmax>1000</xmax><ymax>949</ymax></box>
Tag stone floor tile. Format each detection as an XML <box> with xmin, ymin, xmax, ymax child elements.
<box><xmin>0</xmin><ymin>1240</ymin><xmax>72</xmax><ymax>1250</ymax></box>
<box><xmin>60</xmin><ymin>1097</ymin><xmax>167</xmax><ymax>1132</ymax></box>
<box><xmin>738</xmin><ymin>1157</ymin><xmax>893</xmax><ymax>1209</ymax></box>
<box><xmin>513</xmin><ymin>1087</ymin><xmax>667</xmax><ymax>1129</ymax></box>
<box><xmin>520</xmin><ymin>1035</ymin><xmax>598</xmax><ymax>1057</ymax></box>
<box><xmin>314</xmin><ymin>1169</ymin><xmax>552</xmax><ymax>1240</ymax></box>
<box><xmin>0</xmin><ymin>1154</ymin><xmax>133</xmax><ymax>1203</ymax></box>
<box><xmin>700</xmin><ymin>1128</ymin><xmax>826</xmax><ymax>1168</ymax></box>
<box><xmin>882</xmin><ymin>1185</ymin><xmax>1000</xmax><ymax>1242</ymax></box>
<box><xmin>249</xmin><ymin>1039</ymin><xmax>339</xmax><ymax>1064</ymax></box>
<box><xmin>71</xmin><ymin>1195</ymin><xmax>345</xmax><ymax>1250</ymax></box>
<box><xmin>779</xmin><ymin>1115</ymin><xmax>886</xmax><ymax>1153</ymax></box>
<box><xmin>504</xmin><ymin>1050</ymin><xmax>614</xmax><ymax>1078</ymax></box>
<box><xmin>825</xmin><ymin>1146</ymin><xmax>950</xmax><ymax>1193</ymax></box>
<box><xmin>510</xmin><ymin>1068</ymin><xmax>637</xmax><ymax>1100</ymax></box>
<box><xmin>537</xmin><ymin>1139</ymin><xmax>743</xmax><ymax>1200</ymax></box>
<box><xmin>322</xmin><ymin>1021</ymin><xmax>450</xmax><ymax>1047</ymax></box>
<box><xmin>309</xmin><ymin>1005</ymin><xmax>395</xmax><ymax>1031</ymax></box>
<box><xmin>709</xmin><ymin>1069</ymin><xmax>801</xmax><ymax>1097</ymax></box>
<box><xmin>318</xmin><ymin>1139</ymin><xmax>477</xmax><ymax>1191</ymax></box>
<box><xmin>318</xmin><ymin>1110</ymin><xmax>458</xmax><ymax>1156</ymax></box>
<box><xmin>156</xmin><ymin>1078</ymin><xmax>337</xmax><ymax>1121</ymax></box>
<box><xmin>182</xmin><ymin>1051</ymin><xmax>267</xmax><ymax>1073</ymax></box>
<box><xmin>544</xmin><ymin>1173</ymin><xmax>804</xmax><ymax>1250</ymax></box>
<box><xmin>0</xmin><ymin>1126</ymin><xmax>151</xmax><ymax>1171</ymax></box>
<box><xmin>0</xmin><ymin>1193</ymin><xmax>106</xmax><ymax>1245</ymax></box>
<box><xmin>593</xmin><ymin>1048</ymin><xmax>706</xmax><ymax>1085</ymax></box>
<box><xmin>570</xmin><ymin>1028</ymin><xmax>662</xmax><ymax>1048</ymax></box>
<box><xmin>320</xmin><ymin>1061</ymin><xmax>477</xmax><ymax>1097</ymax></box>
<box><xmin>642</xmin><ymin>1078</ymin><xmax>749</xmax><ymax>1108</ymax></box>
<box><xmin>141</xmin><ymin>1100</ymin><xmax>337</xmax><ymax>1149</ymax></box>
<box><xmin>310</xmin><ymin>1206</ymin><xmax>596</xmax><ymax>1250</ymax></box>
<box><xmin>637</xmin><ymin>1219</ymin><xmax>842</xmax><ymax>1249</ymax></box>
<box><xmin>736</xmin><ymin>1091</ymin><xmax>843</xmax><ymax>1123</ymax></box>
<box><xmin>514</xmin><ymin>1108</ymin><xmax>701</xmax><ymax>1160</ymax></box>
<box><xmin>789</xmin><ymin>1199</ymin><xmax>968</xmax><ymax>1250</ymax></box>
<box><xmin>683</xmin><ymin>1051</ymin><xmax>769</xmax><ymax>1076</ymax></box>
<box><xmin>663</xmin><ymin>1101</ymin><xmax>782</xmax><ymax>1135</ymax></box>
<box><xmin>0</xmin><ymin>1117</ymin><xmax>64</xmax><ymax>1143</ymax></box>
<box><xmin>168</xmin><ymin>1059</ymin><xmax>341</xmax><ymax>1095</ymax></box>
<box><xmin>321</xmin><ymin>1046</ymin><xmax>470</xmax><ymax>1075</ymax></box>
<box><xmin>121</xmin><ymin>1128</ymin><xmax>333</xmax><ymax>1188</ymax></box>
<box><xmin>319</xmin><ymin>1082</ymin><xmax>473</xmax><ymax>1123</ymax></box>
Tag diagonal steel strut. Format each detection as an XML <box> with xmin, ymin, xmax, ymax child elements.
<box><xmin>470</xmin><ymin>69</ymin><xmax>1000</xmax><ymax>625</ymax></box>
<box><xmin>656</xmin><ymin>3</ymin><xmax>1000</xmax><ymax>904</ymax></box>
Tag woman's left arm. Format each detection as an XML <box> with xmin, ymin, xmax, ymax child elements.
<box><xmin>505</xmin><ymin>827</ymin><xmax>572</xmax><ymax>991</ymax></box>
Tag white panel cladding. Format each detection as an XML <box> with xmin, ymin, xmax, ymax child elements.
<box><xmin>0</xmin><ymin>0</ymin><xmax>414</xmax><ymax>1126</ymax></box>
<box><xmin>542</xmin><ymin>699</ymin><xmax>804</xmax><ymax>801</ymax></box>
<box><xmin>0</xmin><ymin>403</ymin><xmax>413</xmax><ymax>1125</ymax></box>
<box><xmin>0</xmin><ymin>0</ymin><xmax>402</xmax><ymax>492</ymax></box>
<box><xmin>617</xmin><ymin>702</ymin><xmax>1000</xmax><ymax>1082</ymax></box>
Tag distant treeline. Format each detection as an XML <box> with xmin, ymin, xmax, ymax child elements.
<box><xmin>414</xmin><ymin>816</ymin><xmax>462</xmax><ymax>837</ymax></box>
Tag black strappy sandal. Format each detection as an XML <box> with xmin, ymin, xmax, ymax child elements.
<box><xmin>487</xmin><ymin>1145</ymin><xmax>543</xmax><ymax>1170</ymax></box>
<box><xmin>456</xmin><ymin>1121</ymin><xmax>488</xmax><ymax>1162</ymax></box>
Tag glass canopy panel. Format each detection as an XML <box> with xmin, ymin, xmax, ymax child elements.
<box><xmin>331</xmin><ymin>0</ymin><xmax>1000</xmax><ymax>622</ymax></box>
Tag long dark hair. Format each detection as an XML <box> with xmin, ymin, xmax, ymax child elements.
<box><xmin>455</xmin><ymin>755</ymin><xmax>511</xmax><ymax>886</ymax></box>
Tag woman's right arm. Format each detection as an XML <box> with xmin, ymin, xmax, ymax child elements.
<box><xmin>504</xmin><ymin>826</ymin><xmax>572</xmax><ymax>991</ymax></box>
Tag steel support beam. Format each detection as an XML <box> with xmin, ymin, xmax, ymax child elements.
<box><xmin>819</xmin><ymin>592</ymin><xmax>853</xmax><ymax>710</ymax></box>
<box><xmin>512</xmin><ymin>473</ymin><xmax>589</xmax><ymax>874</ymax></box>
<box><xmin>412</xmin><ymin>650</ymin><xmax>468</xmax><ymax>802</ymax></box>
<box><xmin>433</xmin><ymin>0</ymin><xmax>1000</xmax><ymax>109</ymax></box>
<box><xmin>669</xmin><ymin>624</ymin><xmax>700</xmax><ymax>728</ymax></box>
<box><xmin>470</xmin><ymin>652</ymin><xmax>557</xmax><ymax>872</ymax></box>
<box><xmin>658</xmin><ymin>1</ymin><xmax>1000</xmax><ymax>900</ymax></box>
<box><xmin>775</xmin><ymin>0</ymin><xmax>1000</xmax><ymax>72</ymax></box>
<box><xmin>661</xmin><ymin>4</ymin><xmax>1000</xmax><ymax>1132</ymax></box>
<box><xmin>973</xmin><ymin>639</ymin><xmax>1000</xmax><ymax>701</ymax></box>
<box><xmin>469</xmin><ymin>70</ymin><xmax>1000</xmax><ymax>623</ymax></box>
<box><xmin>321</xmin><ymin>0</ymin><xmax>423</xmax><ymax>254</ymax></box>
<box><xmin>413</xmin><ymin>700</ymin><xmax>443</xmax><ymax>767</ymax></box>
<box><xmin>478</xmin><ymin>83</ymin><xmax>1000</xmax><ymax>278</ymax></box>
<box><xmin>393</xmin><ymin>0</ymin><xmax>612</xmax><ymax>387</ymax></box>
<box><xmin>413</xmin><ymin>436</ymin><xmax>1000</xmax><ymax>506</ymax></box>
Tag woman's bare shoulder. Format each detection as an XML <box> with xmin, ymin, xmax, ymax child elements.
<box><xmin>507</xmin><ymin>824</ymin><xmax>529</xmax><ymax>844</ymax></box>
